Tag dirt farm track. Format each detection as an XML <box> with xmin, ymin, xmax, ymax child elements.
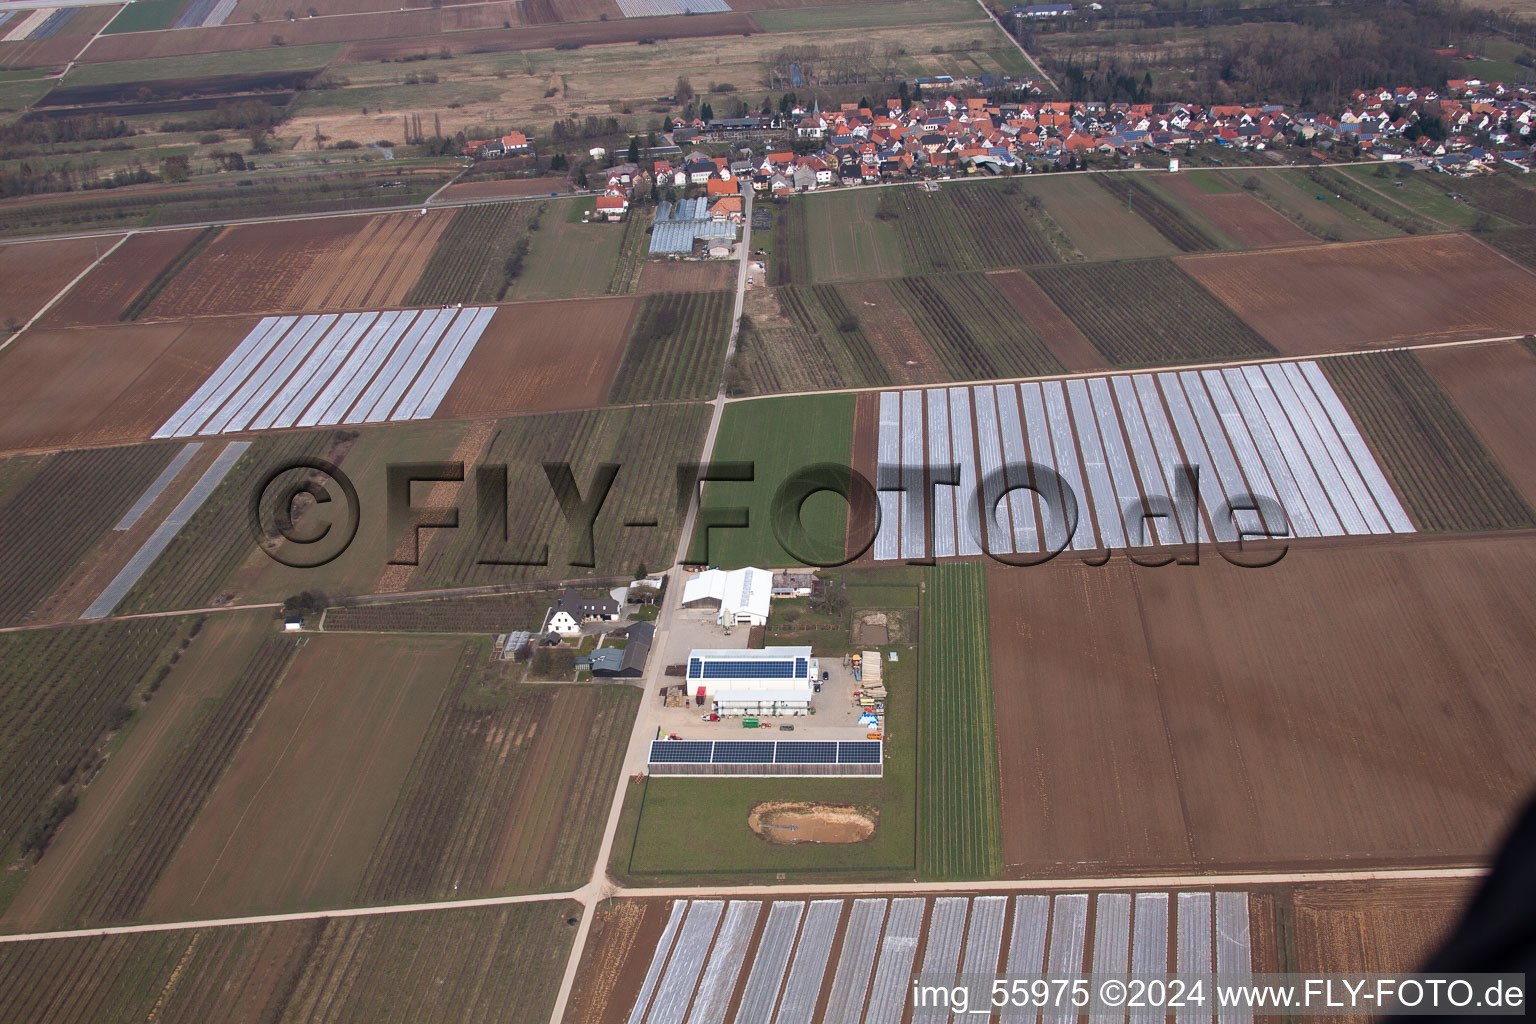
<box><xmin>987</xmin><ymin>533</ymin><xmax>1536</xmax><ymax>877</ymax></box>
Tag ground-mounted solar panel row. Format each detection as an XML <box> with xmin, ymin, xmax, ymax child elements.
<box><xmin>647</xmin><ymin>740</ymin><xmax>883</xmax><ymax>776</ymax></box>
<box><xmin>870</xmin><ymin>360</ymin><xmax>1413</xmax><ymax>560</ymax></box>
<box><xmin>616</xmin><ymin>0</ymin><xmax>730</xmax><ymax>15</ymax></box>
<box><xmin>626</xmin><ymin>892</ymin><xmax>1253</xmax><ymax>1024</ymax></box>
<box><xmin>153</xmin><ymin>306</ymin><xmax>495</xmax><ymax>439</ymax></box>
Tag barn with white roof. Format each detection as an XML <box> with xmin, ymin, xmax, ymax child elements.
<box><xmin>681</xmin><ymin>566</ymin><xmax>772</xmax><ymax>626</ymax></box>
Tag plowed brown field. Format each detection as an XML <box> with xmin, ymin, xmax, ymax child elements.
<box><xmin>1419</xmin><ymin>341</ymin><xmax>1536</xmax><ymax>510</ymax></box>
<box><xmin>40</xmin><ymin>230</ymin><xmax>200</xmax><ymax>327</ymax></box>
<box><xmin>147</xmin><ymin>210</ymin><xmax>450</xmax><ymax>318</ymax></box>
<box><xmin>637</xmin><ymin>260</ymin><xmax>734</xmax><ymax>294</ymax></box>
<box><xmin>0</xmin><ymin>319</ymin><xmax>249</xmax><ymax>453</ymax></box>
<box><xmin>433</xmin><ymin>295</ymin><xmax>638</xmax><ymax>418</ymax></box>
<box><xmin>1178</xmin><ymin>234</ymin><xmax>1536</xmax><ymax>354</ymax></box>
<box><xmin>1289</xmin><ymin>879</ymin><xmax>1474</xmax><ymax>977</ymax></box>
<box><xmin>987</xmin><ymin>269</ymin><xmax>1104</xmax><ymax>372</ymax></box>
<box><xmin>0</xmin><ymin>5</ymin><xmax>114</xmax><ymax>69</ymax></box>
<box><xmin>989</xmin><ymin>536</ymin><xmax>1536</xmax><ymax>876</ymax></box>
<box><xmin>0</xmin><ymin>236</ymin><xmax>118</xmax><ymax>328</ymax></box>
<box><xmin>837</xmin><ymin>278</ymin><xmax>945</xmax><ymax>385</ymax></box>
<box><xmin>1159</xmin><ymin>175</ymin><xmax>1315</xmax><ymax>248</ymax></box>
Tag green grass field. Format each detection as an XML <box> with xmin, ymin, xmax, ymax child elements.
<box><xmin>101</xmin><ymin>0</ymin><xmax>185</xmax><ymax>34</ymax></box>
<box><xmin>692</xmin><ymin>392</ymin><xmax>856</xmax><ymax>569</ymax></box>
<box><xmin>61</xmin><ymin>44</ymin><xmax>341</xmax><ymax>86</ymax></box>
<box><xmin>753</xmin><ymin>0</ymin><xmax>984</xmax><ymax>32</ymax></box>
<box><xmin>507</xmin><ymin>197</ymin><xmax>629</xmax><ymax>300</ymax></box>
<box><xmin>1335</xmin><ymin>165</ymin><xmax>1508</xmax><ymax>230</ymax></box>
<box><xmin>917</xmin><ymin>561</ymin><xmax>1001</xmax><ymax>879</ymax></box>
<box><xmin>618</xmin><ymin>653</ymin><xmax>917</xmax><ymax>883</ymax></box>
<box><xmin>801</xmin><ymin>189</ymin><xmax>906</xmax><ymax>282</ymax></box>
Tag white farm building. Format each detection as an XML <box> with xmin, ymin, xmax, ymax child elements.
<box><xmin>687</xmin><ymin>646</ymin><xmax>818</xmax><ymax>716</ymax></box>
<box><xmin>681</xmin><ymin>566</ymin><xmax>772</xmax><ymax>627</ymax></box>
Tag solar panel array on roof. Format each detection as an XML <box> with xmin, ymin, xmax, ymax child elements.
<box><xmin>648</xmin><ymin>741</ymin><xmax>713</xmax><ymax>763</ymax></box>
<box><xmin>699</xmin><ymin>659</ymin><xmax>797</xmax><ymax>679</ymax></box>
<box><xmin>648</xmin><ymin>740</ymin><xmax>882</xmax><ymax>765</ymax></box>
<box><xmin>776</xmin><ymin>742</ymin><xmax>835</xmax><ymax>764</ymax></box>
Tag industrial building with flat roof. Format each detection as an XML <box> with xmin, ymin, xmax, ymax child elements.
<box><xmin>687</xmin><ymin>646</ymin><xmax>817</xmax><ymax>716</ymax></box>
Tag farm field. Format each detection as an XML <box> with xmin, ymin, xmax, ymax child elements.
<box><xmin>987</xmin><ymin>536</ymin><xmax>1536</xmax><ymax>876</ymax></box>
<box><xmin>1156</xmin><ymin>172</ymin><xmax>1315</xmax><ymax>248</ymax></box>
<box><xmin>0</xmin><ymin>443</ymin><xmax>182</xmax><ymax>624</ymax></box>
<box><xmin>1029</xmin><ymin>258</ymin><xmax>1276</xmax><ymax>368</ymax></box>
<box><xmin>145</xmin><ymin>210</ymin><xmax>454</xmax><ymax>318</ymax></box>
<box><xmin>836</xmin><ymin>278</ymin><xmax>950</xmax><ymax>385</ymax></box>
<box><xmin>0</xmin><ymin>5</ymin><xmax>114</xmax><ymax>71</ymax></box>
<box><xmin>1419</xmin><ymin>342</ymin><xmax>1536</xmax><ymax>511</ymax></box>
<box><xmin>1238</xmin><ymin>167</ymin><xmax>1403</xmax><ymax>242</ymax></box>
<box><xmin>358</xmin><ymin>659</ymin><xmax>640</xmax><ymax>900</ymax></box>
<box><xmin>39</xmin><ymin>229</ymin><xmax>203</xmax><ymax>327</ymax></box>
<box><xmin>0</xmin><ymin>901</ymin><xmax>578</xmax><ymax>1023</ymax></box>
<box><xmin>1181</xmin><ymin>234</ymin><xmax>1536</xmax><ymax>355</ymax></box>
<box><xmin>0</xmin><ymin>236</ymin><xmax>118</xmax><ymax>330</ymax></box>
<box><xmin>888</xmin><ymin>272</ymin><xmax>1065</xmax><ymax>381</ymax></box>
<box><xmin>1456</xmin><ymin>172</ymin><xmax>1536</xmax><ymax>226</ymax></box>
<box><xmin>433</xmin><ymin>177</ymin><xmax>568</xmax><ymax>202</ymax></box>
<box><xmin>436</xmin><ymin>296</ymin><xmax>640</xmax><ymax>419</ymax></box>
<box><xmin>1287</xmin><ymin>880</ymin><xmax>1473</xmax><ymax>975</ymax></box>
<box><xmin>618</xmin><ymin>651</ymin><xmax>917</xmax><ymax>883</ymax></box>
<box><xmin>693</xmin><ymin>392</ymin><xmax>855</xmax><ymax>569</ymax></box>
<box><xmin>917</xmin><ymin>562</ymin><xmax>1001</xmax><ymax>879</ymax></box>
<box><xmin>607</xmin><ymin>290</ymin><xmax>733</xmax><ymax>403</ymax></box>
<box><xmin>1481</xmin><ymin>224</ymin><xmax>1536</xmax><ymax>270</ymax></box>
<box><xmin>403</xmin><ymin>200</ymin><xmax>542</xmax><ymax>306</ymax></box>
<box><xmin>110</xmin><ymin>429</ymin><xmax>355</xmax><ymax>613</ymax></box>
<box><xmin>0</xmin><ymin>320</ymin><xmax>250</xmax><ymax>452</ymax></box>
<box><xmin>875</xmin><ymin>180</ymin><xmax>1061</xmax><ymax>273</ymax></box>
<box><xmin>0</xmin><ymin>617</ymin><xmax>188</xmax><ymax>875</ymax></box>
<box><xmin>732</xmin><ymin>283</ymin><xmax>892</xmax><ymax>395</ymax></box>
<box><xmin>321</xmin><ymin>587</ymin><xmax>573</xmax><ymax>633</ymax></box>
<box><xmin>507</xmin><ymin>198</ymin><xmax>633</xmax><ymax>301</ymax></box>
<box><xmin>139</xmin><ymin>634</ymin><xmax>453</xmax><ymax>920</ymax></box>
<box><xmin>0</xmin><ymin>166</ymin><xmax>457</xmax><ymax>239</ymax></box>
<box><xmin>1018</xmin><ymin>173</ymin><xmax>1177</xmax><ymax>260</ymax></box>
<box><xmin>1306</xmin><ymin>167</ymin><xmax>1442</xmax><ymax>236</ymax></box>
<box><xmin>410</xmin><ymin>403</ymin><xmax>710</xmax><ymax>590</ymax></box>
<box><xmin>985</xmin><ymin>269</ymin><xmax>1106</xmax><ymax>372</ymax></box>
<box><xmin>1321</xmin><ymin>351</ymin><xmax>1535</xmax><ymax>533</ymax></box>
<box><xmin>637</xmin><ymin>259</ymin><xmax>734</xmax><ymax>295</ymax></box>
<box><xmin>1095</xmin><ymin>174</ymin><xmax>1221</xmax><ymax>251</ymax></box>
<box><xmin>1336</xmin><ymin>165</ymin><xmax>1514</xmax><ymax>231</ymax></box>
<box><xmin>797</xmin><ymin>188</ymin><xmax>905</xmax><ymax>283</ymax></box>
<box><xmin>1</xmin><ymin>611</ymin><xmax>273</xmax><ymax>932</ymax></box>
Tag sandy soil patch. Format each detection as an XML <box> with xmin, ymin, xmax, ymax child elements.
<box><xmin>748</xmin><ymin>801</ymin><xmax>877</xmax><ymax>844</ymax></box>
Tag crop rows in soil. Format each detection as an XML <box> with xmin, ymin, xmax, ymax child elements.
<box><xmin>776</xmin><ymin>284</ymin><xmax>892</xmax><ymax>386</ymax></box>
<box><xmin>769</xmin><ymin>199</ymin><xmax>809</xmax><ymax>286</ymax></box>
<box><xmin>359</xmin><ymin>643</ymin><xmax>638</xmax><ymax>900</ymax></box>
<box><xmin>412</xmin><ymin>403</ymin><xmax>709</xmax><ymax>590</ymax></box>
<box><xmin>879</xmin><ymin>182</ymin><xmax>1059</xmax><ymax>272</ymax></box>
<box><xmin>917</xmin><ymin>562</ymin><xmax>1001</xmax><ymax>879</ymax></box>
<box><xmin>69</xmin><ymin>636</ymin><xmax>302</xmax><ymax>925</ymax></box>
<box><xmin>0</xmin><ymin>443</ymin><xmax>176</xmax><ymax>626</ymax></box>
<box><xmin>114</xmin><ymin>431</ymin><xmax>351</xmax><ymax>615</ymax></box>
<box><xmin>607</xmin><ymin>290</ymin><xmax>732</xmax><ymax>403</ymax></box>
<box><xmin>323</xmin><ymin>590</ymin><xmax>566</xmax><ymax>633</ymax></box>
<box><xmin>404</xmin><ymin>202</ymin><xmax>541</xmax><ymax>306</ymax></box>
<box><xmin>1321</xmin><ymin>350</ymin><xmax>1536</xmax><ymax>532</ymax></box>
<box><xmin>888</xmin><ymin>272</ymin><xmax>1064</xmax><ymax>381</ymax></box>
<box><xmin>1094</xmin><ymin>174</ymin><xmax>1219</xmax><ymax>252</ymax></box>
<box><xmin>1028</xmin><ymin>258</ymin><xmax>1276</xmax><ymax>368</ymax></box>
<box><xmin>0</xmin><ymin>619</ymin><xmax>184</xmax><ymax>853</ymax></box>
